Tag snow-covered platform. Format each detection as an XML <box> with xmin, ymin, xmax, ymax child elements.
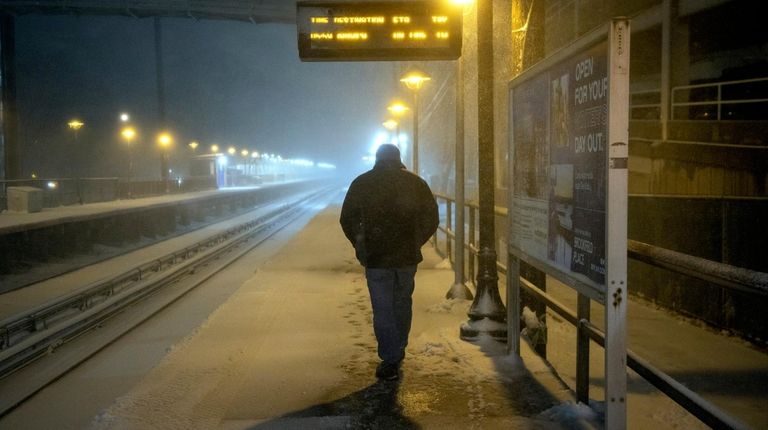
<box><xmin>88</xmin><ymin>204</ymin><xmax>592</xmax><ymax>430</ymax></box>
<box><xmin>0</xmin><ymin>181</ymin><xmax>324</xmax><ymax>292</ymax></box>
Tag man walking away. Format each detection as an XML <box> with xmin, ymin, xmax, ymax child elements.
<box><xmin>340</xmin><ymin>144</ymin><xmax>439</xmax><ymax>381</ymax></box>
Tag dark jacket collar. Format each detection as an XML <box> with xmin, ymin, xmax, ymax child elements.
<box><xmin>373</xmin><ymin>159</ymin><xmax>406</xmax><ymax>170</ymax></box>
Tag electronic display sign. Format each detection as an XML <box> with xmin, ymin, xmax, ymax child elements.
<box><xmin>297</xmin><ymin>1</ymin><xmax>462</xmax><ymax>61</ymax></box>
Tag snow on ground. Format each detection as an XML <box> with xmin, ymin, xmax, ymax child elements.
<box><xmin>73</xmin><ymin>203</ymin><xmax>765</xmax><ymax>429</ymax></box>
<box><xmin>86</xmin><ymin>206</ymin><xmax>584</xmax><ymax>429</ymax></box>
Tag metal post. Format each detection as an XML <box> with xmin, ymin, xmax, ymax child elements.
<box><xmin>446</xmin><ymin>200</ymin><xmax>453</xmax><ymax>263</ymax></box>
<box><xmin>446</xmin><ymin>58</ymin><xmax>473</xmax><ymax>300</ymax></box>
<box><xmin>460</xmin><ymin>0</ymin><xmax>506</xmax><ymax>341</ymax></box>
<box><xmin>155</xmin><ymin>17</ymin><xmax>169</xmax><ymax>191</ymax></box>
<box><xmin>413</xmin><ymin>90</ymin><xmax>419</xmax><ymax>175</ymax></box>
<box><xmin>468</xmin><ymin>206</ymin><xmax>476</xmax><ymax>285</ymax></box>
<box><xmin>506</xmin><ymin>254</ymin><xmax>520</xmax><ymax>355</ymax></box>
<box><xmin>660</xmin><ymin>0</ymin><xmax>671</xmax><ymax>141</ymax></box>
<box><xmin>576</xmin><ymin>293</ymin><xmax>591</xmax><ymax>403</ymax></box>
<box><xmin>605</xmin><ymin>17</ymin><xmax>630</xmax><ymax>429</ymax></box>
<box><xmin>154</xmin><ymin>17</ymin><xmax>166</xmax><ymax>125</ymax></box>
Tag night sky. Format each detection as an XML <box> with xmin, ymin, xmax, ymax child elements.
<box><xmin>15</xmin><ymin>14</ymin><xmax>399</xmax><ymax>178</ymax></box>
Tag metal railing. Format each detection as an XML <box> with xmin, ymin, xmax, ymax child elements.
<box><xmin>0</xmin><ymin>176</ymin><xmax>218</xmax><ymax>212</ymax></box>
<box><xmin>672</xmin><ymin>76</ymin><xmax>768</xmax><ymax>120</ymax></box>
<box><xmin>432</xmin><ymin>192</ymin><xmax>764</xmax><ymax>429</ymax></box>
<box><xmin>629</xmin><ymin>76</ymin><xmax>768</xmax><ymax>121</ymax></box>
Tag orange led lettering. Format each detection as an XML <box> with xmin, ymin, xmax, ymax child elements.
<box><xmin>392</xmin><ymin>16</ymin><xmax>411</xmax><ymax>24</ymax></box>
<box><xmin>409</xmin><ymin>31</ymin><xmax>427</xmax><ymax>40</ymax></box>
<box><xmin>436</xmin><ymin>31</ymin><xmax>449</xmax><ymax>39</ymax></box>
<box><xmin>311</xmin><ymin>17</ymin><xmax>329</xmax><ymax>24</ymax></box>
<box><xmin>392</xmin><ymin>32</ymin><xmax>406</xmax><ymax>40</ymax></box>
<box><xmin>432</xmin><ymin>16</ymin><xmax>448</xmax><ymax>24</ymax></box>
<box><xmin>333</xmin><ymin>16</ymin><xmax>385</xmax><ymax>24</ymax></box>
<box><xmin>336</xmin><ymin>32</ymin><xmax>369</xmax><ymax>41</ymax></box>
<box><xmin>310</xmin><ymin>32</ymin><xmax>334</xmax><ymax>40</ymax></box>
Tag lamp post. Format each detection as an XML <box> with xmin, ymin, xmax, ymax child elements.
<box><xmin>241</xmin><ymin>149</ymin><xmax>249</xmax><ymax>177</ymax></box>
<box><xmin>121</xmin><ymin>126</ymin><xmax>137</xmax><ymax>187</ymax></box>
<box><xmin>67</xmin><ymin>119</ymin><xmax>84</xmax><ymax>178</ymax></box>
<box><xmin>382</xmin><ymin>119</ymin><xmax>399</xmax><ymax>145</ymax></box>
<box><xmin>68</xmin><ymin>119</ymin><xmax>84</xmax><ymax>142</ymax></box>
<box><xmin>460</xmin><ymin>0</ymin><xmax>506</xmax><ymax>341</ymax></box>
<box><xmin>157</xmin><ymin>132</ymin><xmax>173</xmax><ymax>192</ymax></box>
<box><xmin>386</xmin><ymin>101</ymin><xmax>409</xmax><ymax>153</ymax></box>
<box><xmin>400</xmin><ymin>68</ymin><xmax>431</xmax><ymax>176</ymax></box>
<box><xmin>445</xmin><ymin>0</ymin><xmax>475</xmax><ymax>301</ymax></box>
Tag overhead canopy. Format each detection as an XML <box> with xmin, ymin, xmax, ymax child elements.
<box><xmin>0</xmin><ymin>0</ymin><xmax>296</xmax><ymax>24</ymax></box>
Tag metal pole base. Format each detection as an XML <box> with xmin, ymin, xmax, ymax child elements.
<box><xmin>445</xmin><ymin>282</ymin><xmax>473</xmax><ymax>300</ymax></box>
<box><xmin>459</xmin><ymin>318</ymin><xmax>507</xmax><ymax>341</ymax></box>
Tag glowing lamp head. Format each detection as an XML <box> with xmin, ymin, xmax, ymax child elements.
<box><xmin>387</xmin><ymin>102</ymin><xmax>409</xmax><ymax>116</ymax></box>
<box><xmin>382</xmin><ymin>119</ymin><xmax>398</xmax><ymax>130</ymax></box>
<box><xmin>157</xmin><ymin>132</ymin><xmax>173</xmax><ymax>148</ymax></box>
<box><xmin>68</xmin><ymin>120</ymin><xmax>84</xmax><ymax>130</ymax></box>
<box><xmin>121</xmin><ymin>127</ymin><xmax>136</xmax><ymax>142</ymax></box>
<box><xmin>119</xmin><ymin>113</ymin><xmax>130</xmax><ymax>122</ymax></box>
<box><xmin>211</xmin><ymin>144</ymin><xmax>219</xmax><ymax>153</ymax></box>
<box><xmin>227</xmin><ymin>147</ymin><xmax>236</xmax><ymax>155</ymax></box>
<box><xmin>188</xmin><ymin>141</ymin><xmax>199</xmax><ymax>150</ymax></box>
<box><xmin>400</xmin><ymin>69</ymin><xmax>431</xmax><ymax>90</ymax></box>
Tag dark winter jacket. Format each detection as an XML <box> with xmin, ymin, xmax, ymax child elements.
<box><xmin>340</xmin><ymin>160</ymin><xmax>439</xmax><ymax>268</ymax></box>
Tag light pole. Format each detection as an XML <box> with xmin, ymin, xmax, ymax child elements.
<box><xmin>400</xmin><ymin>68</ymin><xmax>431</xmax><ymax>176</ymax></box>
<box><xmin>67</xmin><ymin>119</ymin><xmax>84</xmax><ymax>178</ymax></box>
<box><xmin>386</xmin><ymin>101</ymin><xmax>409</xmax><ymax>152</ymax></box>
<box><xmin>157</xmin><ymin>132</ymin><xmax>173</xmax><ymax>192</ymax></box>
<box><xmin>121</xmin><ymin>126</ymin><xmax>137</xmax><ymax>184</ymax></box>
<box><xmin>68</xmin><ymin>119</ymin><xmax>84</xmax><ymax>142</ymax></box>
<box><xmin>382</xmin><ymin>119</ymin><xmax>399</xmax><ymax>145</ymax></box>
<box><xmin>241</xmin><ymin>149</ymin><xmax>249</xmax><ymax>177</ymax></box>
<box><xmin>460</xmin><ymin>0</ymin><xmax>506</xmax><ymax>341</ymax></box>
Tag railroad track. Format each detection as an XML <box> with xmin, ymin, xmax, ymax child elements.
<box><xmin>0</xmin><ymin>187</ymin><xmax>334</xmax><ymax>416</ymax></box>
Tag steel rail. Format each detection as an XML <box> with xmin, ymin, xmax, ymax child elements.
<box><xmin>431</xmin><ymin>192</ymin><xmax>759</xmax><ymax>428</ymax></box>
<box><xmin>519</xmin><ymin>276</ymin><xmax>750</xmax><ymax>430</ymax></box>
<box><xmin>0</xmin><ymin>188</ymin><xmax>330</xmax><ymax>384</ymax></box>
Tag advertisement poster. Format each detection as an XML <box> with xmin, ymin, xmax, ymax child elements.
<box><xmin>511</xmin><ymin>42</ymin><xmax>607</xmax><ymax>286</ymax></box>
<box><xmin>510</xmin><ymin>74</ymin><xmax>550</xmax><ymax>260</ymax></box>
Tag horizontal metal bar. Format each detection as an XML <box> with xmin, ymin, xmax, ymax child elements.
<box><xmin>435</xmin><ymin>193</ymin><xmax>768</xmax><ymax>298</ymax></box>
<box><xmin>672</xmin><ymin>76</ymin><xmax>768</xmax><ymax>92</ymax></box>
<box><xmin>517</xmin><ymin>276</ymin><xmax>749</xmax><ymax>430</ymax></box>
<box><xmin>629</xmin><ymin>239</ymin><xmax>768</xmax><ymax>296</ymax></box>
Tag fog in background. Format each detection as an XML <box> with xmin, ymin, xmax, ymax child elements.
<box><xmin>16</xmin><ymin>15</ymin><xmax>399</xmax><ymax>180</ymax></box>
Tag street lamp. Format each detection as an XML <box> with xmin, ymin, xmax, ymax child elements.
<box><xmin>157</xmin><ymin>132</ymin><xmax>173</xmax><ymax>190</ymax></box>
<box><xmin>210</xmin><ymin>144</ymin><xmax>220</xmax><ymax>154</ymax></box>
<box><xmin>227</xmin><ymin>146</ymin><xmax>236</xmax><ymax>155</ymax></box>
<box><xmin>121</xmin><ymin>126</ymin><xmax>137</xmax><ymax>176</ymax></box>
<box><xmin>400</xmin><ymin>68</ymin><xmax>431</xmax><ymax>176</ymax></box>
<box><xmin>386</xmin><ymin>101</ymin><xmax>409</xmax><ymax>151</ymax></box>
<box><xmin>382</xmin><ymin>119</ymin><xmax>399</xmax><ymax>145</ymax></box>
<box><xmin>120</xmin><ymin>113</ymin><xmax>130</xmax><ymax>122</ymax></box>
<box><xmin>68</xmin><ymin>119</ymin><xmax>84</xmax><ymax>141</ymax></box>
<box><xmin>460</xmin><ymin>0</ymin><xmax>506</xmax><ymax>342</ymax></box>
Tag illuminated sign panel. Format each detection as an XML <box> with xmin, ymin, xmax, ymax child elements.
<box><xmin>297</xmin><ymin>1</ymin><xmax>462</xmax><ymax>61</ymax></box>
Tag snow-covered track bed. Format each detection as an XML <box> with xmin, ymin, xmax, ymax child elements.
<box><xmin>0</xmin><ymin>187</ymin><xmax>332</xmax><ymax>416</ymax></box>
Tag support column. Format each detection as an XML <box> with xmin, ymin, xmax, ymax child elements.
<box><xmin>446</xmin><ymin>58</ymin><xmax>472</xmax><ymax>300</ymax></box>
<box><xmin>460</xmin><ymin>0</ymin><xmax>506</xmax><ymax>341</ymax></box>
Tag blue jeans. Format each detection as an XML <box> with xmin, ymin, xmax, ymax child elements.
<box><xmin>365</xmin><ymin>266</ymin><xmax>417</xmax><ymax>364</ymax></box>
